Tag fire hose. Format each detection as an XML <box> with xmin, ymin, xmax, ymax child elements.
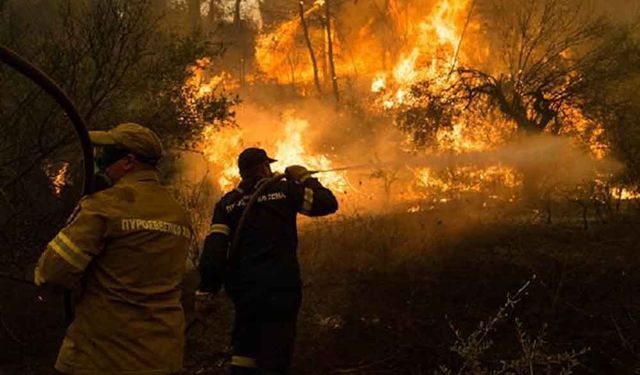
<box><xmin>230</xmin><ymin>167</ymin><xmax>361</xmax><ymax>264</ymax></box>
<box><xmin>228</xmin><ymin>173</ymin><xmax>287</xmax><ymax>266</ymax></box>
<box><xmin>0</xmin><ymin>44</ymin><xmax>95</xmax><ymax>326</ymax></box>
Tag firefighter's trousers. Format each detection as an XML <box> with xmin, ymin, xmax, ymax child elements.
<box><xmin>228</xmin><ymin>288</ymin><xmax>302</xmax><ymax>375</ymax></box>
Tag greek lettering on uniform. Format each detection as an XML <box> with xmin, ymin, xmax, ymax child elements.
<box><xmin>121</xmin><ymin>219</ymin><xmax>191</xmax><ymax>239</ymax></box>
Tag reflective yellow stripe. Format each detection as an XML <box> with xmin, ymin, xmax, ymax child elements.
<box><xmin>58</xmin><ymin>233</ymin><xmax>92</xmax><ymax>266</ymax></box>
<box><xmin>57</xmin><ymin>233</ymin><xmax>89</xmax><ymax>260</ymax></box>
<box><xmin>49</xmin><ymin>241</ymin><xmax>84</xmax><ymax>270</ymax></box>
<box><xmin>301</xmin><ymin>187</ymin><xmax>314</xmax><ymax>214</ymax></box>
<box><xmin>49</xmin><ymin>234</ymin><xmax>91</xmax><ymax>271</ymax></box>
<box><xmin>209</xmin><ymin>224</ymin><xmax>230</xmax><ymax>236</ymax></box>
<box><xmin>230</xmin><ymin>355</ymin><xmax>257</xmax><ymax>368</ymax></box>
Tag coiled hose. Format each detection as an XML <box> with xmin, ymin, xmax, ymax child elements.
<box><xmin>0</xmin><ymin>44</ymin><xmax>94</xmax><ymax>326</ymax></box>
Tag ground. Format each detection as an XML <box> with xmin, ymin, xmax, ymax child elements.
<box><xmin>1</xmin><ymin>203</ymin><xmax>639</xmax><ymax>374</ymax></box>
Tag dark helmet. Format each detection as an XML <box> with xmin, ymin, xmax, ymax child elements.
<box><xmin>237</xmin><ymin>147</ymin><xmax>277</xmax><ymax>173</ymax></box>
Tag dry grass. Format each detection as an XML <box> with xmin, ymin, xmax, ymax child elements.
<box><xmin>1</xmin><ymin>201</ymin><xmax>638</xmax><ymax>374</ymax></box>
<box><xmin>183</xmin><ymin>202</ymin><xmax>640</xmax><ymax>374</ymax></box>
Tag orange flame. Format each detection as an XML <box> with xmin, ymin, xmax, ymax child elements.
<box><xmin>271</xmin><ymin>117</ymin><xmax>349</xmax><ymax>192</ymax></box>
<box><xmin>197</xmin><ymin>116</ymin><xmax>348</xmax><ymax>194</ymax></box>
<box><xmin>372</xmin><ymin>0</ymin><xmax>472</xmax><ymax>107</ymax></box>
<box><xmin>45</xmin><ymin>162</ymin><xmax>69</xmax><ymax>197</ymax></box>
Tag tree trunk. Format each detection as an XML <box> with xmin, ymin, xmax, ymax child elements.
<box><xmin>299</xmin><ymin>1</ymin><xmax>322</xmax><ymax>95</ymax></box>
<box><xmin>151</xmin><ymin>0</ymin><xmax>167</xmax><ymax>14</ymax></box>
<box><xmin>545</xmin><ymin>189</ymin><xmax>552</xmax><ymax>224</ymax></box>
<box><xmin>234</xmin><ymin>0</ymin><xmax>242</xmax><ymax>28</ymax></box>
<box><xmin>382</xmin><ymin>0</ymin><xmax>391</xmax><ymax>69</ymax></box>
<box><xmin>233</xmin><ymin>0</ymin><xmax>246</xmax><ymax>87</ymax></box>
<box><xmin>239</xmin><ymin>57</ymin><xmax>246</xmax><ymax>88</ymax></box>
<box><xmin>321</xmin><ymin>31</ymin><xmax>328</xmax><ymax>84</ymax></box>
<box><xmin>287</xmin><ymin>53</ymin><xmax>296</xmax><ymax>94</ymax></box>
<box><xmin>188</xmin><ymin>0</ymin><xmax>201</xmax><ymax>31</ymax></box>
<box><xmin>324</xmin><ymin>0</ymin><xmax>339</xmax><ymax>104</ymax></box>
<box><xmin>205</xmin><ymin>0</ymin><xmax>217</xmax><ymax>31</ymax></box>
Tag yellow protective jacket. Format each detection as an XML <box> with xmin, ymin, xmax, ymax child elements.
<box><xmin>34</xmin><ymin>170</ymin><xmax>192</xmax><ymax>375</ymax></box>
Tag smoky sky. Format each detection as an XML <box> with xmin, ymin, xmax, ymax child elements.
<box><xmin>594</xmin><ymin>0</ymin><xmax>640</xmax><ymax>21</ymax></box>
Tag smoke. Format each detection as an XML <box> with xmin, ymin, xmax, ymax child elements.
<box><xmin>183</xmin><ymin>93</ymin><xmax>621</xmax><ymax>213</ymax></box>
<box><xmin>409</xmin><ymin>135</ymin><xmax>622</xmax><ymax>183</ymax></box>
<box><xmin>594</xmin><ymin>0</ymin><xmax>640</xmax><ymax>21</ymax></box>
<box><xmin>319</xmin><ymin>135</ymin><xmax>619</xmax><ymax>180</ymax></box>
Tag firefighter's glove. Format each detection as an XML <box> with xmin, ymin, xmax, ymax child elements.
<box><xmin>285</xmin><ymin>165</ymin><xmax>312</xmax><ymax>183</ymax></box>
<box><xmin>194</xmin><ymin>290</ymin><xmax>217</xmax><ymax>322</ymax></box>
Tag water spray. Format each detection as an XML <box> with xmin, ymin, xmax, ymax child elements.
<box><xmin>309</xmin><ymin>162</ymin><xmax>396</xmax><ymax>174</ymax></box>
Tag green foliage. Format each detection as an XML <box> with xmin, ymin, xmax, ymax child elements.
<box><xmin>0</xmin><ymin>0</ymin><xmax>237</xmax><ymax>141</ymax></box>
<box><xmin>0</xmin><ymin>0</ymin><xmax>238</xmax><ymax>264</ymax></box>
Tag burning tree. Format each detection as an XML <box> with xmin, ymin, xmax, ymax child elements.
<box><xmin>384</xmin><ymin>0</ymin><xmax>640</xmax><ymax>202</ymax></box>
<box><xmin>576</xmin><ymin>21</ymin><xmax>640</xmax><ymax>189</ymax></box>
<box><xmin>397</xmin><ymin>0</ymin><xmax>611</xmax><ymax>143</ymax></box>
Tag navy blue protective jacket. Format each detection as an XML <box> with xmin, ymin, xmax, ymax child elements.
<box><xmin>198</xmin><ymin>176</ymin><xmax>338</xmax><ymax>294</ymax></box>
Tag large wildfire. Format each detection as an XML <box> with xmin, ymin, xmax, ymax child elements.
<box><xmin>180</xmin><ymin>0</ymin><xmax>629</xmax><ymax>212</ymax></box>
<box><xmin>33</xmin><ymin>0</ymin><xmax>636</xmax><ymax>212</ymax></box>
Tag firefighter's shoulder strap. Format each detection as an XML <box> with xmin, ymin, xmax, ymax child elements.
<box><xmin>226</xmin><ymin>174</ymin><xmax>285</xmax><ymax>268</ymax></box>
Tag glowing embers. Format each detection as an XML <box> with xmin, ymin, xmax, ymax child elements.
<box><xmin>619</xmin><ymin>188</ymin><xmax>640</xmax><ymax>200</ymax></box>
<box><xmin>44</xmin><ymin>162</ymin><xmax>70</xmax><ymax>197</ymax></box>
<box><xmin>412</xmin><ymin>164</ymin><xmax>519</xmax><ymax>203</ymax></box>
<box><xmin>558</xmin><ymin>105</ymin><xmax>609</xmax><ymax>160</ymax></box>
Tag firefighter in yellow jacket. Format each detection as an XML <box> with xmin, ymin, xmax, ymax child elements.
<box><xmin>34</xmin><ymin>123</ymin><xmax>192</xmax><ymax>375</ymax></box>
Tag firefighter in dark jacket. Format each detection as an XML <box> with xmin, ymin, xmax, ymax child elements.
<box><xmin>196</xmin><ymin>147</ymin><xmax>338</xmax><ymax>375</ymax></box>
